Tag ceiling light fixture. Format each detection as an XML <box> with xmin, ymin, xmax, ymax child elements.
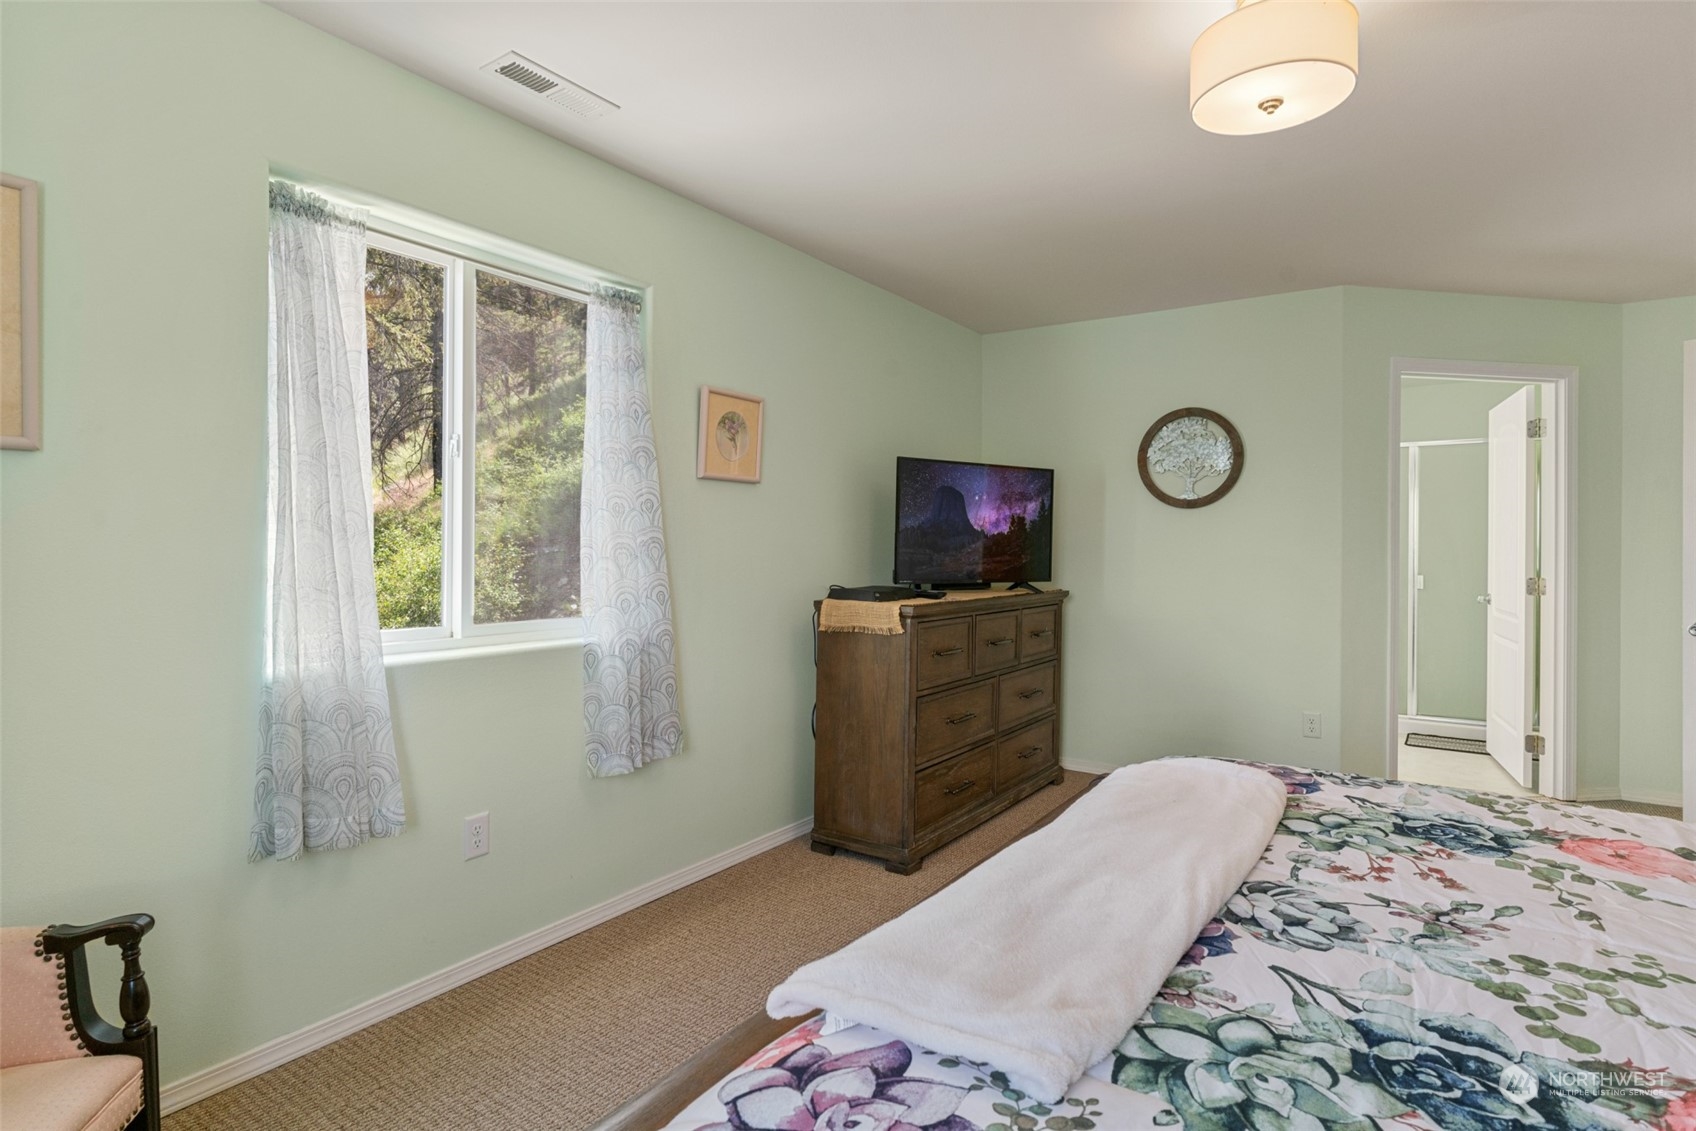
<box><xmin>1190</xmin><ymin>0</ymin><xmax>1359</xmax><ymax>135</ymax></box>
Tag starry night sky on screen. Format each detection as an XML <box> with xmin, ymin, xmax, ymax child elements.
<box><xmin>896</xmin><ymin>460</ymin><xmax>1053</xmax><ymax>534</ymax></box>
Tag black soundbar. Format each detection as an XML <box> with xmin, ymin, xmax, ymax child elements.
<box><xmin>825</xmin><ymin>584</ymin><xmax>944</xmax><ymax>602</ymax></box>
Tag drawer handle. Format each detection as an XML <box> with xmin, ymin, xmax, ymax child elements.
<box><xmin>1018</xmin><ymin>689</ymin><xmax>1045</xmax><ymax>701</ymax></box>
<box><xmin>987</xmin><ymin>638</ymin><xmax>1014</xmax><ymax>648</ymax></box>
<box><xmin>944</xmin><ymin>779</ymin><xmax>977</xmax><ymax>796</ymax></box>
<box><xmin>1029</xmin><ymin>629</ymin><xmax>1053</xmax><ymax>638</ymax></box>
<box><xmin>931</xmin><ymin>646</ymin><xmax>964</xmax><ymax>657</ymax></box>
<box><xmin>1018</xmin><ymin>745</ymin><xmax>1043</xmax><ymax>760</ymax></box>
<box><xmin>945</xmin><ymin>711</ymin><xmax>979</xmax><ymax>725</ymax></box>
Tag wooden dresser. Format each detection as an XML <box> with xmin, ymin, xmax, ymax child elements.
<box><xmin>811</xmin><ymin>589</ymin><xmax>1067</xmax><ymax>873</ymax></box>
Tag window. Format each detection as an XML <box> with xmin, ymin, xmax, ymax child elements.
<box><xmin>365</xmin><ymin>231</ymin><xmax>589</xmax><ymax>652</ymax></box>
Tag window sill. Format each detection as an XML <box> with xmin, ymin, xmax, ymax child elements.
<box><xmin>383</xmin><ymin>636</ymin><xmax>583</xmax><ymax>668</ymax></box>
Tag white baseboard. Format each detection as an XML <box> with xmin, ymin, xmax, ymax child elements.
<box><xmin>1061</xmin><ymin>758</ymin><xmax>1121</xmax><ymax>776</ymax></box>
<box><xmin>161</xmin><ymin>815</ymin><xmax>814</xmax><ymax>1115</ymax></box>
<box><xmin>1398</xmin><ymin>716</ymin><xmax>1486</xmax><ymax>742</ymax></box>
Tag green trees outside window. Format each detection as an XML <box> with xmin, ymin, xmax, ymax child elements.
<box><xmin>365</xmin><ymin>243</ymin><xmax>586</xmax><ymax>633</ymax></box>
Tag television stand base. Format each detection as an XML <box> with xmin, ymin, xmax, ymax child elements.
<box><xmin>1006</xmin><ymin>580</ymin><xmax>1044</xmax><ymax>594</ymax></box>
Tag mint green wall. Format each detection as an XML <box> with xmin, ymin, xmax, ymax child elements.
<box><xmin>1338</xmin><ymin>289</ymin><xmax>1625</xmax><ymax>799</ymax></box>
<box><xmin>1400</xmin><ymin>378</ymin><xmax>1517</xmax><ymax>443</ymax></box>
<box><xmin>981</xmin><ymin>289</ymin><xmax>1347</xmax><ymax>771</ymax></box>
<box><xmin>1619</xmin><ymin>297</ymin><xmax>1696</xmax><ymax>804</ymax></box>
<box><xmin>0</xmin><ymin>1</ymin><xmax>980</xmax><ymax>1085</ymax></box>
<box><xmin>985</xmin><ymin>288</ymin><xmax>1631</xmax><ymax>798</ymax></box>
<box><xmin>1408</xmin><ymin>443</ymin><xmax>1489</xmax><ymax>721</ymax></box>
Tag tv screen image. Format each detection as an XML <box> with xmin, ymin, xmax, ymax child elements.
<box><xmin>894</xmin><ymin>457</ymin><xmax>1054</xmax><ymax>584</ymax></box>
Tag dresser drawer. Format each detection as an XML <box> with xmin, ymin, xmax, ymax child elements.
<box><xmin>916</xmin><ymin>744</ymin><xmax>994</xmax><ymax>831</ymax></box>
<box><xmin>997</xmin><ymin>662</ymin><xmax>1056</xmax><ymax>729</ymax></box>
<box><xmin>994</xmin><ymin>717</ymin><xmax>1056</xmax><ymax>790</ymax></box>
<box><xmin>973</xmin><ymin>612</ymin><xmax>1020</xmax><ymax>673</ymax></box>
<box><xmin>814</xmin><ymin>590</ymin><xmax>1067</xmax><ymax>875</ymax></box>
<box><xmin>1020</xmin><ymin>607</ymin><xmax>1058</xmax><ymax>663</ymax></box>
<box><xmin>915</xmin><ymin>681</ymin><xmax>996</xmax><ymax>764</ymax></box>
<box><xmin>914</xmin><ymin>619</ymin><xmax>971</xmax><ymax>691</ymax></box>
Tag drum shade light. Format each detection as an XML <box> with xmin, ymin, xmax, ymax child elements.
<box><xmin>1190</xmin><ymin>0</ymin><xmax>1359</xmax><ymax>135</ymax></box>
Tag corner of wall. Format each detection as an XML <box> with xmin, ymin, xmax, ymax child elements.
<box><xmin>1616</xmin><ymin>296</ymin><xmax>1696</xmax><ymax>803</ymax></box>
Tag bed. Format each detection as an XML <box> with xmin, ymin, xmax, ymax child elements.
<box><xmin>599</xmin><ymin>764</ymin><xmax>1696</xmax><ymax>1131</ymax></box>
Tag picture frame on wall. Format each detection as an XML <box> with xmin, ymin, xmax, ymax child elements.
<box><xmin>697</xmin><ymin>385</ymin><xmax>764</xmax><ymax>483</ymax></box>
<box><xmin>1137</xmin><ymin>406</ymin><xmax>1244</xmax><ymax>508</ymax></box>
<box><xmin>1</xmin><ymin>172</ymin><xmax>41</xmax><ymax>451</ymax></box>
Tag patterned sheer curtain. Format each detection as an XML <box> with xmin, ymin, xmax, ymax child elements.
<box><xmin>253</xmin><ymin>182</ymin><xmax>406</xmax><ymax>860</ymax></box>
<box><xmin>581</xmin><ymin>286</ymin><xmax>683</xmax><ymax>776</ymax></box>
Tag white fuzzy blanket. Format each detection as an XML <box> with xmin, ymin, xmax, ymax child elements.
<box><xmin>765</xmin><ymin>758</ymin><xmax>1288</xmax><ymax>1102</ymax></box>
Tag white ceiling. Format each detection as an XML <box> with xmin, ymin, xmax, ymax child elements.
<box><xmin>271</xmin><ymin>1</ymin><xmax>1696</xmax><ymax>333</ymax></box>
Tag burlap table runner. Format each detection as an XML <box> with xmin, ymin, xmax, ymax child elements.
<box><xmin>818</xmin><ymin>588</ymin><xmax>1020</xmax><ymax>635</ymax></box>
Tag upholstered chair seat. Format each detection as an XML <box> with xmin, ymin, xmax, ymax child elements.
<box><xmin>0</xmin><ymin>1055</ymin><xmax>144</xmax><ymax>1131</ymax></box>
<box><xmin>0</xmin><ymin>918</ymin><xmax>160</xmax><ymax>1131</ymax></box>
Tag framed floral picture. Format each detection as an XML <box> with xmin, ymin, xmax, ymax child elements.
<box><xmin>697</xmin><ymin>386</ymin><xmax>764</xmax><ymax>483</ymax></box>
<box><xmin>1</xmin><ymin>173</ymin><xmax>41</xmax><ymax>451</ymax></box>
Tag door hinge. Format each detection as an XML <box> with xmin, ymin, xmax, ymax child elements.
<box><xmin>1524</xmin><ymin>733</ymin><xmax>1545</xmax><ymax>757</ymax></box>
<box><xmin>1526</xmin><ymin>576</ymin><xmax>1547</xmax><ymax>597</ymax></box>
<box><xmin>1527</xmin><ymin>418</ymin><xmax>1548</xmax><ymax>439</ymax></box>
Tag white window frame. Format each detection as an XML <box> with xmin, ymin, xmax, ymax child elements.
<box><xmin>367</xmin><ymin>227</ymin><xmax>592</xmax><ymax>657</ymax></box>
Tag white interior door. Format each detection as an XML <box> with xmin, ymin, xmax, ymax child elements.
<box><xmin>1486</xmin><ymin>386</ymin><xmax>1538</xmax><ymax>786</ymax></box>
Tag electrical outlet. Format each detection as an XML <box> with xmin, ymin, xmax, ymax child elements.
<box><xmin>1301</xmin><ymin>712</ymin><xmax>1323</xmax><ymax>740</ymax></box>
<box><xmin>463</xmin><ymin>812</ymin><xmax>490</xmax><ymax>860</ymax></box>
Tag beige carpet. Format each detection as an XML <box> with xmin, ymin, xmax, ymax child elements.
<box><xmin>1585</xmin><ymin>797</ymin><xmax>1683</xmax><ymax>820</ymax></box>
<box><xmin>167</xmin><ymin>772</ymin><xmax>1093</xmax><ymax>1131</ymax></box>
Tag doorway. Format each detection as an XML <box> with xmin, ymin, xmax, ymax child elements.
<box><xmin>1388</xmin><ymin>359</ymin><xmax>1576</xmax><ymax>799</ymax></box>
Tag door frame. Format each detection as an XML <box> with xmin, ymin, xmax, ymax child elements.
<box><xmin>1683</xmin><ymin>340</ymin><xmax>1695</xmax><ymax>821</ymax></box>
<box><xmin>1388</xmin><ymin>358</ymin><xmax>1578</xmax><ymax>799</ymax></box>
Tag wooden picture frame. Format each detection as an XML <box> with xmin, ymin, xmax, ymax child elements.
<box><xmin>696</xmin><ymin>386</ymin><xmax>764</xmax><ymax>483</ymax></box>
<box><xmin>1</xmin><ymin>173</ymin><xmax>41</xmax><ymax>451</ymax></box>
<box><xmin>1137</xmin><ymin>406</ymin><xmax>1244</xmax><ymax>508</ymax></box>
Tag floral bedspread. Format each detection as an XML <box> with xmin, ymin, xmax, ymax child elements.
<box><xmin>662</xmin><ymin>764</ymin><xmax>1696</xmax><ymax>1131</ymax></box>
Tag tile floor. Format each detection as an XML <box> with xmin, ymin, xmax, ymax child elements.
<box><xmin>1398</xmin><ymin>745</ymin><xmax>1535</xmax><ymax>796</ymax></box>
<box><xmin>1396</xmin><ymin>745</ymin><xmax>1682</xmax><ymax>819</ymax></box>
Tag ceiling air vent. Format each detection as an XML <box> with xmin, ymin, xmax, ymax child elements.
<box><xmin>481</xmin><ymin>51</ymin><xmax>619</xmax><ymax>120</ymax></box>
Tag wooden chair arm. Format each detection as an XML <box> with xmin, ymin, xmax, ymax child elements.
<box><xmin>41</xmin><ymin>914</ymin><xmax>154</xmax><ymax>956</ymax></box>
<box><xmin>41</xmin><ymin>913</ymin><xmax>156</xmax><ymax>1045</ymax></box>
<box><xmin>40</xmin><ymin>913</ymin><xmax>162</xmax><ymax>1131</ymax></box>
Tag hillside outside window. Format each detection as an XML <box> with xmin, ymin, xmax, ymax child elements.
<box><xmin>365</xmin><ymin>232</ymin><xmax>588</xmax><ymax>652</ymax></box>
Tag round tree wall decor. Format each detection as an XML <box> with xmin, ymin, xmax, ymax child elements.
<box><xmin>1137</xmin><ymin>407</ymin><xmax>1244</xmax><ymax>508</ymax></box>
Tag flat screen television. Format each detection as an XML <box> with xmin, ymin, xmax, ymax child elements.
<box><xmin>894</xmin><ymin>456</ymin><xmax>1054</xmax><ymax>585</ymax></box>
